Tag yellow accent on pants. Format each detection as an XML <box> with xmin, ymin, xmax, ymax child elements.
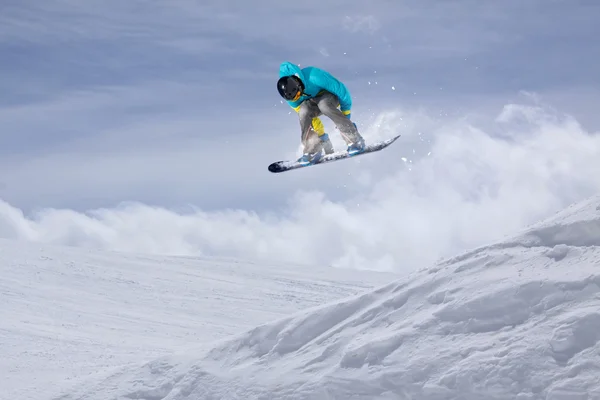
<box><xmin>312</xmin><ymin>117</ymin><xmax>325</xmax><ymax>136</ymax></box>
<box><xmin>293</xmin><ymin>104</ymin><xmax>325</xmax><ymax>136</ymax></box>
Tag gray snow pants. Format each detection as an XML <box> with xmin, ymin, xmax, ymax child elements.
<box><xmin>297</xmin><ymin>91</ymin><xmax>363</xmax><ymax>154</ymax></box>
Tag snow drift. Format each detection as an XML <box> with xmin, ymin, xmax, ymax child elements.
<box><xmin>53</xmin><ymin>194</ymin><xmax>600</xmax><ymax>399</ymax></box>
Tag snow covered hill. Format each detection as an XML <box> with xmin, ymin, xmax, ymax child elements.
<box><xmin>0</xmin><ymin>241</ymin><xmax>397</xmax><ymax>400</ymax></box>
<box><xmin>53</xmin><ymin>194</ymin><xmax>600</xmax><ymax>400</ymax></box>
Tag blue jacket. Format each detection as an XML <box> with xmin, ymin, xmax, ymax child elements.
<box><xmin>279</xmin><ymin>62</ymin><xmax>352</xmax><ymax>115</ymax></box>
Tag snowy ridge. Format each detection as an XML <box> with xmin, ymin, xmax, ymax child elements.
<box><xmin>513</xmin><ymin>195</ymin><xmax>600</xmax><ymax>248</ymax></box>
<box><xmin>54</xmin><ymin>195</ymin><xmax>600</xmax><ymax>400</ymax></box>
<box><xmin>443</xmin><ymin>193</ymin><xmax>600</xmax><ymax>266</ymax></box>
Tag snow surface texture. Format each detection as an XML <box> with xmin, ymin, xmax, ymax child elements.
<box><xmin>0</xmin><ymin>241</ymin><xmax>397</xmax><ymax>400</ymax></box>
<box><xmin>53</xmin><ymin>195</ymin><xmax>600</xmax><ymax>400</ymax></box>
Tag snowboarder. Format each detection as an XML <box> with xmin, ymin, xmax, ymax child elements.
<box><xmin>277</xmin><ymin>61</ymin><xmax>366</xmax><ymax>164</ymax></box>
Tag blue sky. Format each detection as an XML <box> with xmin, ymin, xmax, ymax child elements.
<box><xmin>1</xmin><ymin>0</ymin><xmax>600</xmax><ymax>272</ymax></box>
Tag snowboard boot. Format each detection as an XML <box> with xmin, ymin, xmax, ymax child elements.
<box><xmin>298</xmin><ymin>133</ymin><xmax>330</xmax><ymax>164</ymax></box>
<box><xmin>297</xmin><ymin>150</ymin><xmax>323</xmax><ymax>164</ymax></box>
<box><xmin>339</xmin><ymin>122</ymin><xmax>366</xmax><ymax>155</ymax></box>
<box><xmin>347</xmin><ymin>137</ymin><xmax>365</xmax><ymax>155</ymax></box>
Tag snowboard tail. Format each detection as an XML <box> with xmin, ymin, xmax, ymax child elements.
<box><xmin>268</xmin><ymin>134</ymin><xmax>400</xmax><ymax>173</ymax></box>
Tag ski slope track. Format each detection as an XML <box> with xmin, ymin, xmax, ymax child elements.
<box><xmin>50</xmin><ymin>194</ymin><xmax>600</xmax><ymax>399</ymax></box>
<box><xmin>0</xmin><ymin>242</ymin><xmax>397</xmax><ymax>400</ymax></box>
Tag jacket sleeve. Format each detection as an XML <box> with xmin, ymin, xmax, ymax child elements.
<box><xmin>310</xmin><ymin>67</ymin><xmax>352</xmax><ymax>113</ymax></box>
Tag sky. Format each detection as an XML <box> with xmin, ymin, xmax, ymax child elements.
<box><xmin>1</xmin><ymin>0</ymin><xmax>599</xmax><ymax>273</ymax></box>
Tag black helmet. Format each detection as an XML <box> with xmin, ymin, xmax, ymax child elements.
<box><xmin>277</xmin><ymin>75</ymin><xmax>303</xmax><ymax>101</ymax></box>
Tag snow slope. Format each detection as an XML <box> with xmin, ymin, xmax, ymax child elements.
<box><xmin>54</xmin><ymin>194</ymin><xmax>600</xmax><ymax>400</ymax></box>
<box><xmin>0</xmin><ymin>241</ymin><xmax>397</xmax><ymax>400</ymax></box>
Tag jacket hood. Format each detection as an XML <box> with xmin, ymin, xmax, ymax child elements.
<box><xmin>279</xmin><ymin>61</ymin><xmax>305</xmax><ymax>84</ymax></box>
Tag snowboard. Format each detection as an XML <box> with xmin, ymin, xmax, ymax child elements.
<box><xmin>268</xmin><ymin>134</ymin><xmax>401</xmax><ymax>173</ymax></box>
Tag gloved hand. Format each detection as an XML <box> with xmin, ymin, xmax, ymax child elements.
<box><xmin>342</xmin><ymin>110</ymin><xmax>351</xmax><ymax>120</ymax></box>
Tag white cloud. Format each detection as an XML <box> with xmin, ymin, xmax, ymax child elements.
<box><xmin>1</xmin><ymin>100</ymin><xmax>599</xmax><ymax>273</ymax></box>
<box><xmin>1</xmin><ymin>0</ymin><xmax>599</xmax><ymax>274</ymax></box>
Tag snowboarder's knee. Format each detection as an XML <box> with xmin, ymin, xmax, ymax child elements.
<box><xmin>318</xmin><ymin>98</ymin><xmax>339</xmax><ymax>114</ymax></box>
